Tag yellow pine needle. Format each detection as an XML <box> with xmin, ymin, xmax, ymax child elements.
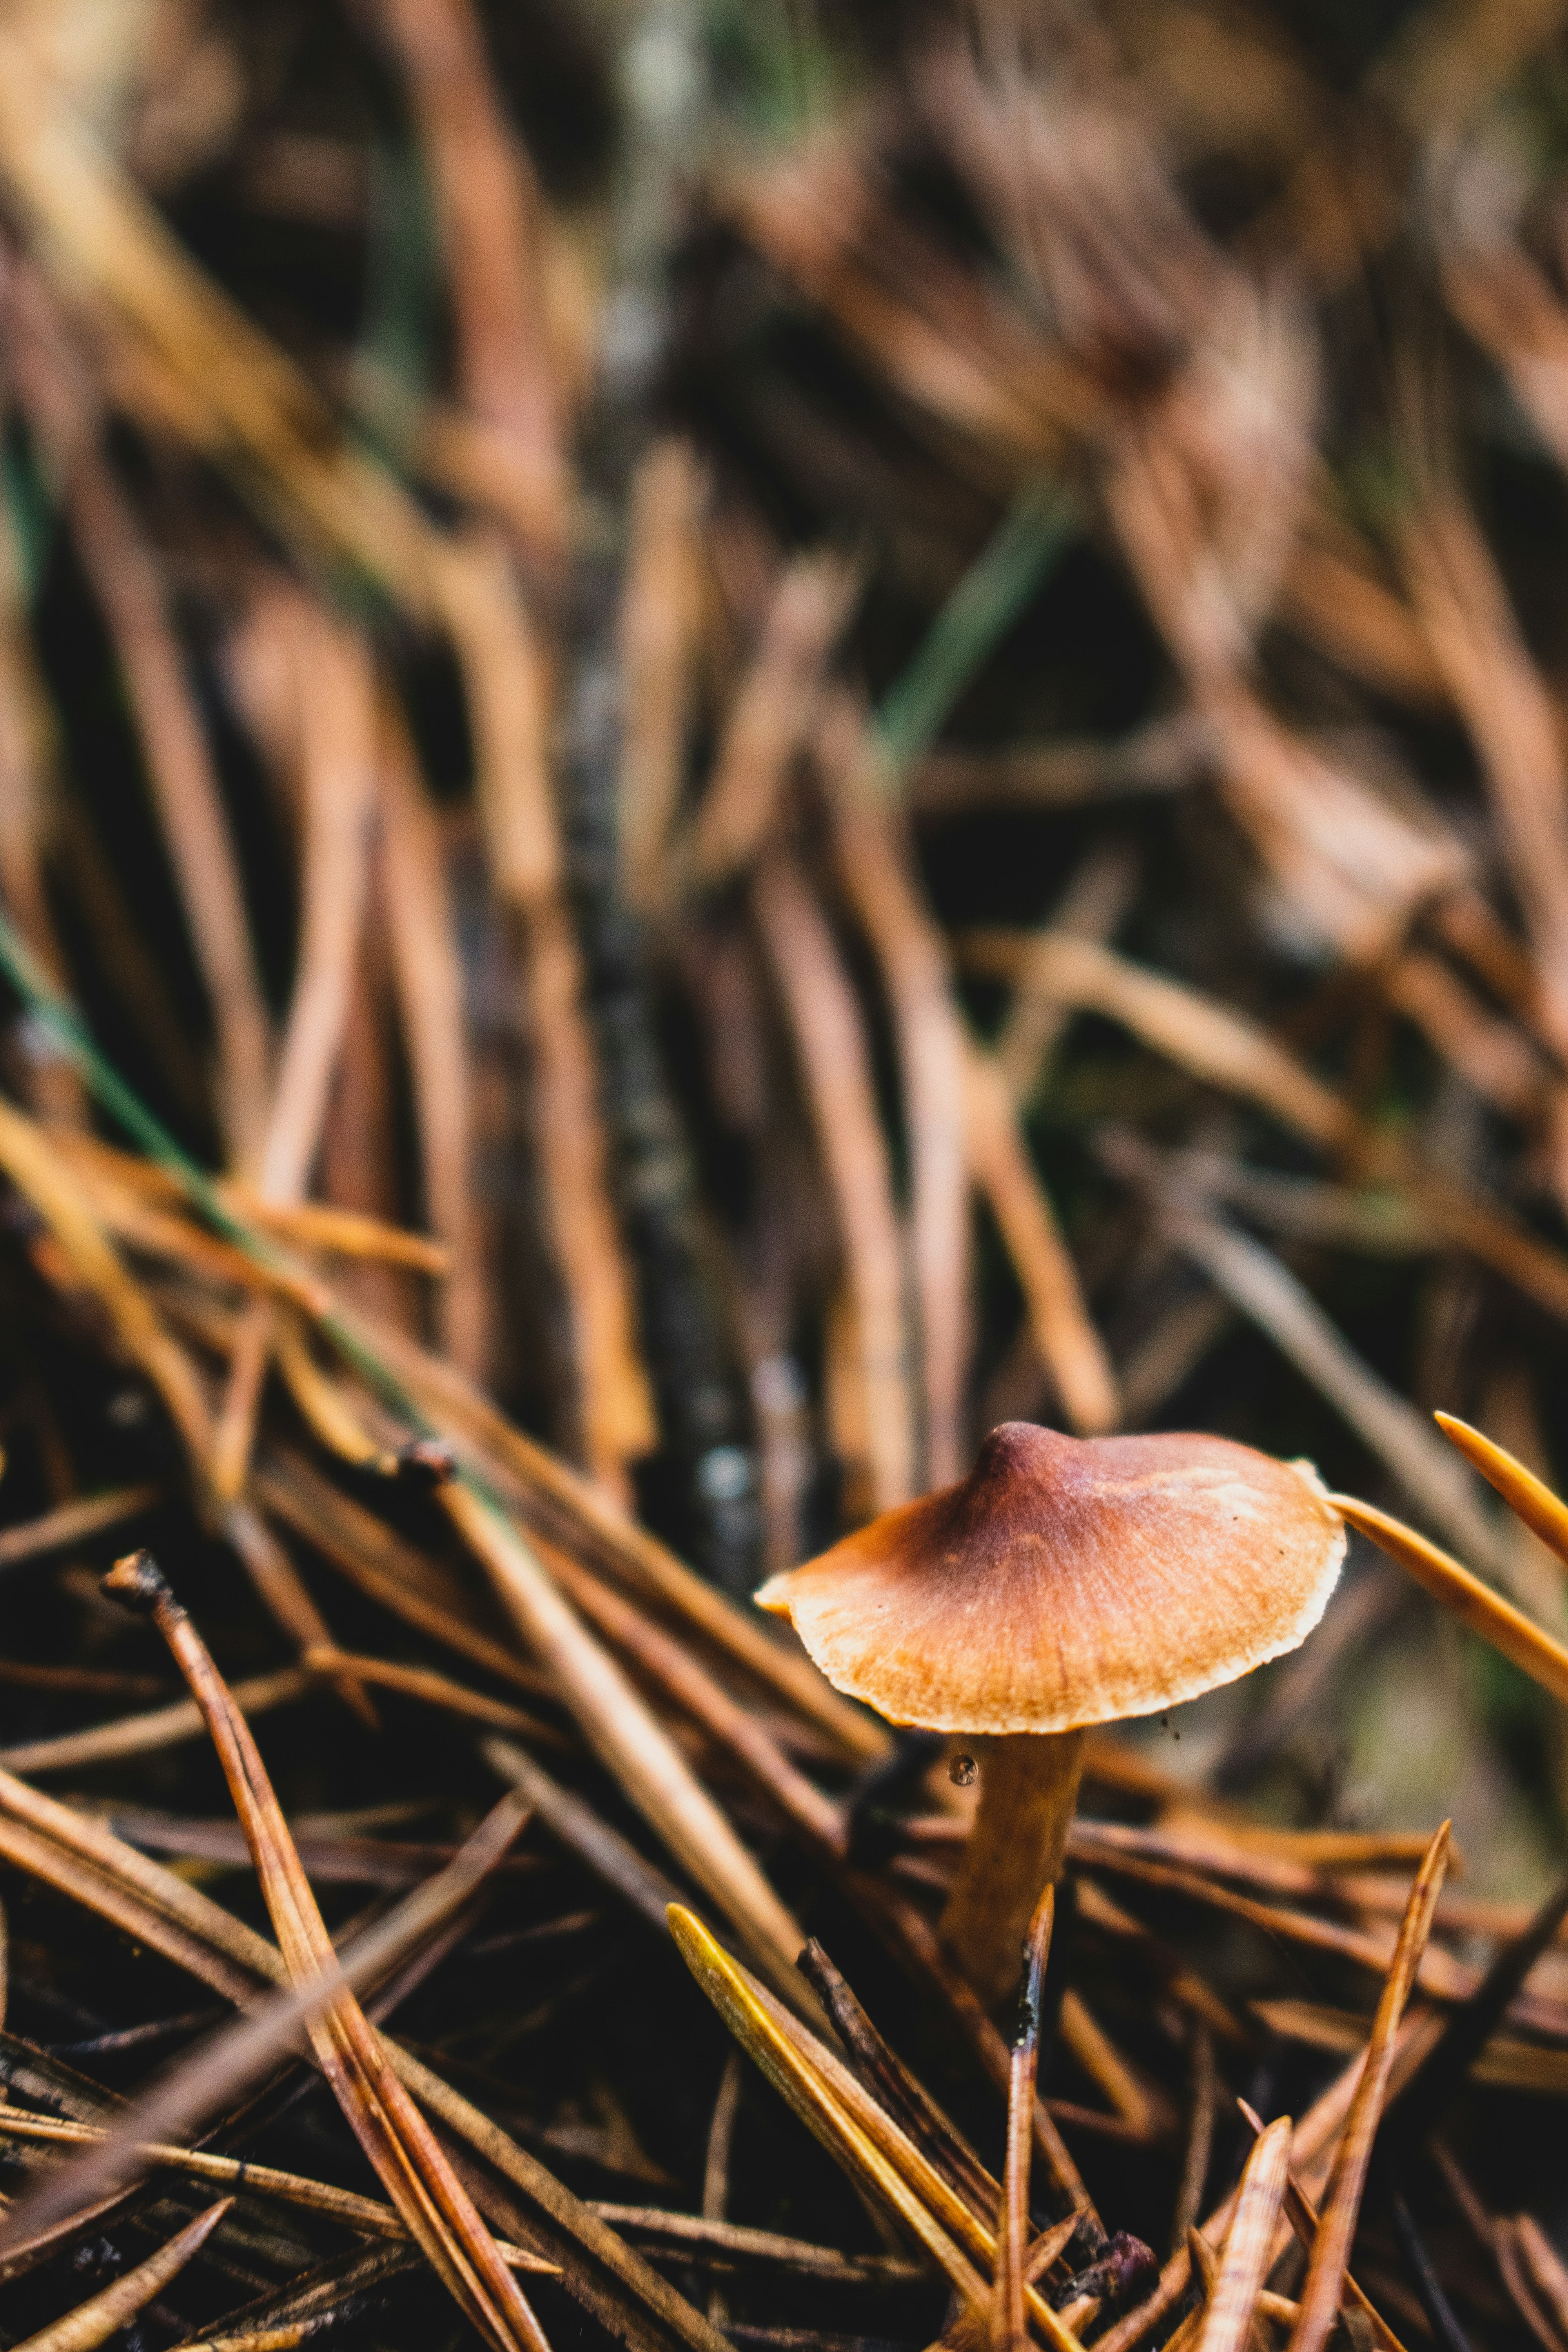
<box><xmin>11</xmin><ymin>2198</ymin><xmax>232</xmax><ymax>2352</ymax></box>
<box><xmin>1332</xmin><ymin>1494</ymin><xmax>1568</xmax><ymax>1704</ymax></box>
<box><xmin>667</xmin><ymin>1904</ymin><xmax>1082</xmax><ymax>2352</ymax></box>
<box><xmin>1195</xmin><ymin>2123</ymin><xmax>1291</xmax><ymax>2352</ymax></box>
<box><xmin>1436</xmin><ymin>1411</ymin><xmax>1568</xmax><ymax>1570</ymax></box>
<box><xmin>1287</xmin><ymin>1824</ymin><xmax>1451</xmax><ymax>2352</ymax></box>
<box><xmin>668</xmin><ymin>1903</ymin><xmax>992</xmax><ymax>2322</ymax></box>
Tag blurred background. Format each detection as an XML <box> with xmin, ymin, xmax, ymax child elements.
<box><xmin>1</xmin><ymin>0</ymin><xmax>1568</xmax><ymax>1904</ymax></box>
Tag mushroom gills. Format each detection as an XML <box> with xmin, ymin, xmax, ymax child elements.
<box><xmin>939</xmin><ymin>1727</ymin><xmax>1085</xmax><ymax>2011</ymax></box>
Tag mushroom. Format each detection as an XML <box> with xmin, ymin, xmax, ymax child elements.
<box><xmin>757</xmin><ymin>1421</ymin><xmax>1345</xmax><ymax>2007</ymax></box>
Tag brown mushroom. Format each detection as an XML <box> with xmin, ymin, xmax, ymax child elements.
<box><xmin>757</xmin><ymin>1421</ymin><xmax>1345</xmax><ymax>2006</ymax></box>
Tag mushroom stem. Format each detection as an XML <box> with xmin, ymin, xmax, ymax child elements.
<box><xmin>940</xmin><ymin>1730</ymin><xmax>1085</xmax><ymax>2010</ymax></box>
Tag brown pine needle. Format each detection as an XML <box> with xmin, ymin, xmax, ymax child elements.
<box><xmin>0</xmin><ymin>1481</ymin><xmax>160</xmax><ymax>1571</ymax></box>
<box><xmin>537</xmin><ymin>1532</ymin><xmax>844</xmax><ymax>1850</ymax></box>
<box><xmin>1194</xmin><ymin>2120</ymin><xmax>1291</xmax><ymax>2352</ymax></box>
<box><xmin>1330</xmin><ymin>1496</ymin><xmax>1568</xmax><ymax>1708</ymax></box>
<box><xmin>329</xmin><ymin>1311</ymin><xmax>887</xmax><ymax>1760</ymax></box>
<box><xmin>821</xmin><ymin>701</ymin><xmax>971</xmax><ymax>1487</ymax></box>
<box><xmin>299</xmin><ymin>1643</ymin><xmax>565</xmax><ymax>1744</ymax></box>
<box><xmin>1236</xmin><ymin>2100</ymin><xmax>1407</xmax><ymax>2352</ymax></box>
<box><xmin>1287</xmin><ymin>1822</ymin><xmax>1451</xmax><ymax>2352</ymax></box>
<box><xmin>0</xmin><ymin>2112</ymin><xmax>558</xmax><ymax>2270</ymax></box>
<box><xmin>752</xmin><ymin>849</ymin><xmax>917</xmax><ymax>1509</ymax></box>
<box><xmin>101</xmin><ymin>1547</ymin><xmax>551</xmax><ymax>2352</ymax></box>
<box><xmin>994</xmin><ymin>1884</ymin><xmax>1054</xmax><ymax>2352</ymax></box>
<box><xmin>962</xmin><ymin>1041</ymin><xmax>1118</xmax><ymax>1436</ymax></box>
<box><xmin>10</xmin><ymin>2198</ymin><xmax>234</xmax><ymax>2352</ymax></box>
<box><xmin>256</xmin><ymin>1450</ymin><xmax>556</xmax><ymax>1704</ymax></box>
<box><xmin>0</xmin><ymin>1755</ymin><xmax>724</xmax><ymax>2352</ymax></box>
<box><xmin>443</xmin><ymin>1478</ymin><xmax>813</xmax><ymax>2011</ymax></box>
<box><xmin>1436</xmin><ymin>1411</ymin><xmax>1568</xmax><ymax>1572</ymax></box>
<box><xmin>0</xmin><ymin>1666</ymin><xmax>311</xmax><ymax>1776</ymax></box>
<box><xmin>619</xmin><ymin>440</ymin><xmax>705</xmax><ymax>910</ymax></box>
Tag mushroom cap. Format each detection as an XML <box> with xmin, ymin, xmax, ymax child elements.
<box><xmin>755</xmin><ymin>1422</ymin><xmax>1345</xmax><ymax>1735</ymax></box>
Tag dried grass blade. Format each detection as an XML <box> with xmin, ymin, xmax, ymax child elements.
<box><xmin>1287</xmin><ymin>1826</ymin><xmax>1450</xmax><ymax>2352</ymax></box>
<box><xmin>1515</xmin><ymin>2217</ymin><xmax>1568</xmax><ymax>2344</ymax></box>
<box><xmin>994</xmin><ymin>1886</ymin><xmax>1054</xmax><ymax>2352</ymax></box>
<box><xmin>366</xmin><ymin>0</ymin><xmax>566</xmax><ymax>557</ymax></box>
<box><xmin>100</xmin><ymin>1550</ymin><xmax>549</xmax><ymax>2352</ymax></box>
<box><xmin>55</xmin><ymin>1135</ymin><xmax>450</xmax><ymax>1270</ymax></box>
<box><xmin>1095</xmin><ymin>2006</ymin><xmax>1435</xmax><ymax>2352</ymax></box>
<box><xmin>273</xmin><ymin>1312</ymin><xmax>399</xmax><ymax>1476</ymax></box>
<box><xmin>0</xmin><ymin>1808</ymin><xmax>263</xmax><ymax>2006</ymax></box>
<box><xmin>872</xmin><ymin>1887</ymin><xmax>1099</xmax><ymax>2235</ymax></box>
<box><xmin>209</xmin><ymin>616</ymin><xmax>374</xmax><ymax>1502</ymax></box>
<box><xmin>10</xmin><ymin>2197</ymin><xmax>233</xmax><ymax>2352</ymax></box>
<box><xmin>969</xmin><ymin>927</ymin><xmax>1568</xmax><ymax>1321</ymax></box>
<box><xmin>795</xmin><ymin>1940</ymin><xmax>1000</xmax><ymax>2225</ymax></box>
<box><xmin>300</xmin><ymin>1645</ymin><xmax>560</xmax><ymax>1745</ymax></box>
<box><xmin>445</xmin><ymin>1483</ymin><xmax>810</xmax><ymax>2008</ymax></box>
<box><xmin>1400</xmin><ymin>499</ymin><xmax>1568</xmax><ymax>1072</ymax></box>
<box><xmin>223</xmin><ymin>1501</ymin><xmax>378</xmax><ymax>1731</ymax></box>
<box><xmin>1383</xmin><ymin>1866</ymin><xmax>1568</xmax><ymax>2161</ymax></box>
<box><xmin>1193</xmin><ymin>2118</ymin><xmax>1291</xmax><ymax>2352</ymax></box>
<box><xmin>964</xmin><ymin>929</ymin><xmax>1350</xmax><ymax>1149</ymax></box>
<box><xmin>1436</xmin><ymin>1412</ymin><xmax>1568</xmax><ymax>1571</ymax></box>
<box><xmin>0</xmin><ymin>1794</ymin><xmax>533</xmax><ymax>2236</ymax></box>
<box><xmin>1332</xmin><ymin>1497</ymin><xmax>1568</xmax><ymax>1707</ymax></box>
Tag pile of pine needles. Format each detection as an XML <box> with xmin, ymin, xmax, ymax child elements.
<box><xmin>7</xmin><ymin>1</ymin><xmax>1568</xmax><ymax>2347</ymax></box>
